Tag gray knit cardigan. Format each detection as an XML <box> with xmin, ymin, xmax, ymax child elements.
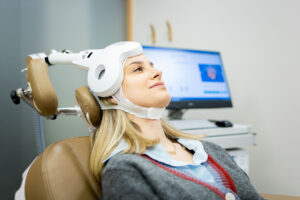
<box><xmin>101</xmin><ymin>141</ymin><xmax>265</xmax><ymax>200</ymax></box>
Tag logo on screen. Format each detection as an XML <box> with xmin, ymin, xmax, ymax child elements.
<box><xmin>199</xmin><ymin>64</ymin><xmax>224</xmax><ymax>82</ymax></box>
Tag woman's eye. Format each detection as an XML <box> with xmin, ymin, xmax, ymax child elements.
<box><xmin>134</xmin><ymin>66</ymin><xmax>143</xmax><ymax>72</ymax></box>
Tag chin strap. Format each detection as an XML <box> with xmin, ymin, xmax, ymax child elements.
<box><xmin>98</xmin><ymin>88</ymin><xmax>165</xmax><ymax>119</ymax></box>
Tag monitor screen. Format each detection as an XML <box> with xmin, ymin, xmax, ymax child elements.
<box><xmin>142</xmin><ymin>46</ymin><xmax>232</xmax><ymax>109</ymax></box>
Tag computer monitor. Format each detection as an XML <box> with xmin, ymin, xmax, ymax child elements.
<box><xmin>142</xmin><ymin>46</ymin><xmax>232</xmax><ymax>109</ymax></box>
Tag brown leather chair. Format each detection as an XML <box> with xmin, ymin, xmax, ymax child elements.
<box><xmin>24</xmin><ymin>85</ymin><xmax>102</xmax><ymax>200</ymax></box>
<box><xmin>24</xmin><ymin>58</ymin><xmax>102</xmax><ymax>199</ymax></box>
<box><xmin>25</xmin><ymin>136</ymin><xmax>100</xmax><ymax>200</ymax></box>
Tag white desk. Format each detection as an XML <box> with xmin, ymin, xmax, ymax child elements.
<box><xmin>168</xmin><ymin>120</ymin><xmax>255</xmax><ymax>149</ymax></box>
<box><xmin>185</xmin><ymin>125</ymin><xmax>255</xmax><ymax>149</ymax></box>
<box><xmin>168</xmin><ymin>120</ymin><xmax>255</xmax><ymax>174</ymax></box>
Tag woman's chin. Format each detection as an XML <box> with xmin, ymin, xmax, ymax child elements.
<box><xmin>129</xmin><ymin>92</ymin><xmax>171</xmax><ymax>108</ymax></box>
<box><xmin>155</xmin><ymin>95</ymin><xmax>171</xmax><ymax>108</ymax></box>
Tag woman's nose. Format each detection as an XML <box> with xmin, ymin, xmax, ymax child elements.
<box><xmin>152</xmin><ymin>69</ymin><xmax>162</xmax><ymax>79</ymax></box>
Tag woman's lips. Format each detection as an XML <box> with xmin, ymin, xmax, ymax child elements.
<box><xmin>150</xmin><ymin>82</ymin><xmax>165</xmax><ymax>89</ymax></box>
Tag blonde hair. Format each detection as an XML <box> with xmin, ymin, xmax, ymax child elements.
<box><xmin>89</xmin><ymin>97</ymin><xmax>204</xmax><ymax>191</ymax></box>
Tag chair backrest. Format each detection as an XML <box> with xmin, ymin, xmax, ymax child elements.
<box><xmin>24</xmin><ymin>55</ymin><xmax>102</xmax><ymax>199</ymax></box>
<box><xmin>25</xmin><ymin>136</ymin><xmax>100</xmax><ymax>200</ymax></box>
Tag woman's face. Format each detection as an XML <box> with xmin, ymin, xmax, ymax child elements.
<box><xmin>122</xmin><ymin>54</ymin><xmax>171</xmax><ymax>108</ymax></box>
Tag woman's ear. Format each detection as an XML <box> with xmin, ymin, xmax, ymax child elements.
<box><xmin>110</xmin><ymin>97</ymin><xmax>118</xmax><ymax>105</ymax></box>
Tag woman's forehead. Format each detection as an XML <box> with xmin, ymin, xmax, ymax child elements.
<box><xmin>124</xmin><ymin>54</ymin><xmax>148</xmax><ymax>66</ymax></box>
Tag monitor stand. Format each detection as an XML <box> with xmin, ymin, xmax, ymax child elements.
<box><xmin>167</xmin><ymin>109</ymin><xmax>217</xmax><ymax>129</ymax></box>
<box><xmin>167</xmin><ymin>109</ymin><xmax>185</xmax><ymax>120</ymax></box>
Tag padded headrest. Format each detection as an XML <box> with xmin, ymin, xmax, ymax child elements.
<box><xmin>75</xmin><ymin>86</ymin><xmax>102</xmax><ymax>127</ymax></box>
<box><xmin>26</xmin><ymin>56</ymin><xmax>102</xmax><ymax>127</ymax></box>
<box><xmin>26</xmin><ymin>56</ymin><xmax>58</xmax><ymax>116</ymax></box>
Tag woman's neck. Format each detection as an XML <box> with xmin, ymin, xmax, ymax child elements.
<box><xmin>130</xmin><ymin>115</ymin><xmax>193</xmax><ymax>161</ymax></box>
<box><xmin>129</xmin><ymin>115</ymin><xmax>172</xmax><ymax>145</ymax></box>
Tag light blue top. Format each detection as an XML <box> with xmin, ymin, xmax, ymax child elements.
<box><xmin>104</xmin><ymin>138</ymin><xmax>217</xmax><ymax>184</ymax></box>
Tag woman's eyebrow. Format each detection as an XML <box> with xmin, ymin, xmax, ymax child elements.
<box><xmin>127</xmin><ymin>61</ymin><xmax>154</xmax><ymax>68</ymax></box>
<box><xmin>128</xmin><ymin>61</ymin><xmax>143</xmax><ymax>66</ymax></box>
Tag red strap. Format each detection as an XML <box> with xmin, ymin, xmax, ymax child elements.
<box><xmin>207</xmin><ymin>154</ymin><xmax>237</xmax><ymax>193</ymax></box>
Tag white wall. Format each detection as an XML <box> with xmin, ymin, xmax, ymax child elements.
<box><xmin>132</xmin><ymin>0</ymin><xmax>300</xmax><ymax>196</ymax></box>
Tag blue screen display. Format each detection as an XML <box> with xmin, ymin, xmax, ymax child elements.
<box><xmin>142</xmin><ymin>46</ymin><xmax>231</xmax><ymax>105</ymax></box>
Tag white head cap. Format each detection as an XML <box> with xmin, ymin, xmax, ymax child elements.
<box><xmin>87</xmin><ymin>41</ymin><xmax>142</xmax><ymax>97</ymax></box>
<box><xmin>88</xmin><ymin>41</ymin><xmax>165</xmax><ymax>119</ymax></box>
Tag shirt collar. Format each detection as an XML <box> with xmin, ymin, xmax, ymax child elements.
<box><xmin>103</xmin><ymin>139</ymin><xmax>128</xmax><ymax>163</ymax></box>
<box><xmin>104</xmin><ymin>138</ymin><xmax>208</xmax><ymax>166</ymax></box>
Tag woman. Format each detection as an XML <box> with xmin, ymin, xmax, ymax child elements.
<box><xmin>89</xmin><ymin>42</ymin><xmax>264</xmax><ymax>200</ymax></box>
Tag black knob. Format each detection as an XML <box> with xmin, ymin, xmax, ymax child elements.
<box><xmin>10</xmin><ymin>90</ymin><xmax>20</xmax><ymax>104</ymax></box>
<box><xmin>50</xmin><ymin>115</ymin><xmax>57</xmax><ymax>120</ymax></box>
